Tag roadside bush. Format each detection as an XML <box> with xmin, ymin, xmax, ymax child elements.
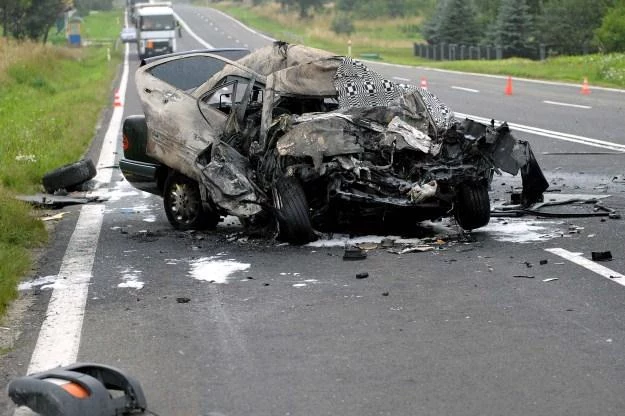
<box><xmin>331</xmin><ymin>13</ymin><xmax>354</xmax><ymax>35</ymax></box>
<box><xmin>595</xmin><ymin>3</ymin><xmax>625</xmax><ymax>53</ymax></box>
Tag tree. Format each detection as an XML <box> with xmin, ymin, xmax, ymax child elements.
<box><xmin>1</xmin><ymin>0</ymin><xmax>68</xmax><ymax>42</ymax></box>
<box><xmin>293</xmin><ymin>0</ymin><xmax>326</xmax><ymax>18</ymax></box>
<box><xmin>1</xmin><ymin>0</ymin><xmax>30</xmax><ymax>38</ymax></box>
<box><xmin>422</xmin><ymin>0</ymin><xmax>447</xmax><ymax>44</ymax></box>
<box><xmin>595</xmin><ymin>1</ymin><xmax>625</xmax><ymax>52</ymax></box>
<box><xmin>422</xmin><ymin>0</ymin><xmax>480</xmax><ymax>45</ymax></box>
<box><xmin>490</xmin><ymin>0</ymin><xmax>535</xmax><ymax>57</ymax></box>
<box><xmin>539</xmin><ymin>0</ymin><xmax>615</xmax><ymax>55</ymax></box>
<box><xmin>336</xmin><ymin>0</ymin><xmax>357</xmax><ymax>12</ymax></box>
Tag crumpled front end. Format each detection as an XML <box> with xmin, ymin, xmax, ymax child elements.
<box><xmin>272</xmin><ymin>100</ymin><xmax>547</xmax><ymax>230</ymax></box>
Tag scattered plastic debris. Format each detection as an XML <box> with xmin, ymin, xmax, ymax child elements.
<box><xmin>17</xmin><ymin>193</ymin><xmax>108</xmax><ymax>207</ymax></box>
<box><xmin>40</xmin><ymin>212</ymin><xmax>69</xmax><ymax>222</ymax></box>
<box><xmin>176</xmin><ymin>297</ymin><xmax>191</xmax><ymax>303</ymax></box>
<box><xmin>356</xmin><ymin>272</ymin><xmax>369</xmax><ymax>279</ymax></box>
<box><xmin>591</xmin><ymin>251</ymin><xmax>613</xmax><ymax>262</ymax></box>
<box><xmin>513</xmin><ymin>275</ymin><xmax>535</xmax><ymax>279</ymax></box>
<box><xmin>542</xmin><ymin>278</ymin><xmax>559</xmax><ymax>282</ymax></box>
<box><xmin>343</xmin><ymin>246</ymin><xmax>367</xmax><ymax>260</ymax></box>
<box><xmin>380</xmin><ymin>238</ymin><xmax>395</xmax><ymax>248</ymax></box>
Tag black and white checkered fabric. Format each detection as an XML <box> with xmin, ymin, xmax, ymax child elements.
<box><xmin>333</xmin><ymin>57</ymin><xmax>454</xmax><ymax>130</ymax></box>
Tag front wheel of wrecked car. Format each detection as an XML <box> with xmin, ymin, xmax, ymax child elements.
<box><xmin>454</xmin><ymin>182</ymin><xmax>491</xmax><ymax>230</ymax></box>
<box><xmin>163</xmin><ymin>172</ymin><xmax>219</xmax><ymax>231</ymax></box>
<box><xmin>273</xmin><ymin>176</ymin><xmax>316</xmax><ymax>245</ymax></box>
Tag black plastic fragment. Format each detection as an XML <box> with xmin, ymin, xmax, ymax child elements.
<box><xmin>592</xmin><ymin>251</ymin><xmax>612</xmax><ymax>261</ymax></box>
<box><xmin>343</xmin><ymin>246</ymin><xmax>367</xmax><ymax>260</ymax></box>
<box><xmin>356</xmin><ymin>272</ymin><xmax>369</xmax><ymax>279</ymax></box>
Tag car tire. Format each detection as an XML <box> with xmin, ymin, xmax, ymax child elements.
<box><xmin>273</xmin><ymin>176</ymin><xmax>316</xmax><ymax>244</ymax></box>
<box><xmin>454</xmin><ymin>182</ymin><xmax>491</xmax><ymax>230</ymax></box>
<box><xmin>163</xmin><ymin>172</ymin><xmax>219</xmax><ymax>231</ymax></box>
<box><xmin>42</xmin><ymin>158</ymin><xmax>97</xmax><ymax>193</ymax></box>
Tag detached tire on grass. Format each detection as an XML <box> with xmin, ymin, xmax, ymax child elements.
<box><xmin>454</xmin><ymin>182</ymin><xmax>491</xmax><ymax>230</ymax></box>
<box><xmin>42</xmin><ymin>158</ymin><xmax>97</xmax><ymax>193</ymax></box>
<box><xmin>273</xmin><ymin>176</ymin><xmax>316</xmax><ymax>245</ymax></box>
<box><xmin>163</xmin><ymin>171</ymin><xmax>219</xmax><ymax>231</ymax></box>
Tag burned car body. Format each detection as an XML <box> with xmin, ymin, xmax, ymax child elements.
<box><xmin>125</xmin><ymin>42</ymin><xmax>548</xmax><ymax>243</ymax></box>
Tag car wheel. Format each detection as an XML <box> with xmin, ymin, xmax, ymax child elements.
<box><xmin>454</xmin><ymin>182</ymin><xmax>491</xmax><ymax>230</ymax></box>
<box><xmin>163</xmin><ymin>172</ymin><xmax>219</xmax><ymax>231</ymax></box>
<box><xmin>42</xmin><ymin>158</ymin><xmax>97</xmax><ymax>193</ymax></box>
<box><xmin>272</xmin><ymin>176</ymin><xmax>316</xmax><ymax>244</ymax></box>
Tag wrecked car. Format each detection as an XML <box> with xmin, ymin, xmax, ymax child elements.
<box><xmin>121</xmin><ymin>42</ymin><xmax>548</xmax><ymax>244</ymax></box>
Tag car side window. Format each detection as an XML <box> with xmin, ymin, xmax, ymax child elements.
<box><xmin>146</xmin><ymin>56</ymin><xmax>229</xmax><ymax>91</ymax></box>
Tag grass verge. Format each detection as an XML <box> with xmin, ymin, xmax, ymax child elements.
<box><xmin>0</xmin><ymin>9</ymin><xmax>122</xmax><ymax>317</ymax></box>
<box><xmin>210</xmin><ymin>1</ymin><xmax>625</xmax><ymax>89</ymax></box>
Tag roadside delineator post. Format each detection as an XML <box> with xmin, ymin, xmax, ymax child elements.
<box><xmin>114</xmin><ymin>90</ymin><xmax>123</xmax><ymax>107</ymax></box>
<box><xmin>505</xmin><ymin>76</ymin><xmax>513</xmax><ymax>96</ymax></box>
<box><xmin>420</xmin><ymin>77</ymin><xmax>428</xmax><ymax>90</ymax></box>
<box><xmin>581</xmin><ymin>77</ymin><xmax>591</xmax><ymax>95</ymax></box>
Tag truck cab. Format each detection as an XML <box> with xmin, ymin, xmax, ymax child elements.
<box><xmin>135</xmin><ymin>2</ymin><xmax>176</xmax><ymax>60</ymax></box>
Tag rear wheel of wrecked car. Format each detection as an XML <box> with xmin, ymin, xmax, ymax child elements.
<box><xmin>273</xmin><ymin>176</ymin><xmax>316</xmax><ymax>244</ymax></box>
<box><xmin>42</xmin><ymin>158</ymin><xmax>97</xmax><ymax>193</ymax></box>
<box><xmin>454</xmin><ymin>182</ymin><xmax>491</xmax><ymax>230</ymax></box>
<box><xmin>163</xmin><ymin>172</ymin><xmax>219</xmax><ymax>231</ymax></box>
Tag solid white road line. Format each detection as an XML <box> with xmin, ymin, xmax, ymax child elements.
<box><xmin>545</xmin><ymin>248</ymin><xmax>625</xmax><ymax>287</ymax></box>
<box><xmin>455</xmin><ymin>111</ymin><xmax>625</xmax><ymax>153</ymax></box>
<box><xmin>452</xmin><ymin>86</ymin><xmax>479</xmax><ymax>93</ymax></box>
<box><xmin>26</xmin><ymin>44</ymin><xmax>130</xmax><ymax>375</ymax></box>
<box><xmin>544</xmin><ymin>100</ymin><xmax>592</xmax><ymax>109</ymax></box>
<box><xmin>26</xmin><ymin>205</ymin><xmax>104</xmax><ymax>374</ymax></box>
<box><xmin>174</xmin><ymin>11</ymin><xmax>214</xmax><ymax>49</ymax></box>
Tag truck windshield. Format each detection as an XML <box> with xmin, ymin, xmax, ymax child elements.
<box><xmin>140</xmin><ymin>15</ymin><xmax>174</xmax><ymax>30</ymax></box>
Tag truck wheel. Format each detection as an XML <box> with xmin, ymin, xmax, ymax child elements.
<box><xmin>42</xmin><ymin>158</ymin><xmax>97</xmax><ymax>193</ymax></box>
<box><xmin>273</xmin><ymin>176</ymin><xmax>316</xmax><ymax>244</ymax></box>
<box><xmin>163</xmin><ymin>172</ymin><xmax>219</xmax><ymax>231</ymax></box>
<box><xmin>454</xmin><ymin>182</ymin><xmax>491</xmax><ymax>230</ymax></box>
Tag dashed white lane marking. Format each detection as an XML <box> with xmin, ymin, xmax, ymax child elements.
<box><xmin>455</xmin><ymin>112</ymin><xmax>625</xmax><ymax>153</ymax></box>
<box><xmin>452</xmin><ymin>86</ymin><xmax>479</xmax><ymax>93</ymax></box>
<box><xmin>25</xmin><ymin>38</ymin><xmax>131</xmax><ymax>375</ymax></box>
<box><xmin>174</xmin><ymin>11</ymin><xmax>214</xmax><ymax>48</ymax></box>
<box><xmin>545</xmin><ymin>248</ymin><xmax>625</xmax><ymax>287</ymax></box>
<box><xmin>543</xmin><ymin>100</ymin><xmax>592</xmax><ymax>109</ymax></box>
<box><xmin>392</xmin><ymin>76</ymin><xmax>411</xmax><ymax>82</ymax></box>
<box><xmin>209</xmin><ymin>7</ymin><xmax>276</xmax><ymax>42</ymax></box>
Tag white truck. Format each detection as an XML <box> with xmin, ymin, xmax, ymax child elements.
<box><xmin>135</xmin><ymin>2</ymin><xmax>177</xmax><ymax>60</ymax></box>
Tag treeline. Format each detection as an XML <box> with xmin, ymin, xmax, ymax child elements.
<box><xmin>423</xmin><ymin>0</ymin><xmax>625</xmax><ymax>56</ymax></box>
<box><xmin>250</xmin><ymin>0</ymin><xmax>435</xmax><ymax>18</ymax></box>
<box><xmin>245</xmin><ymin>0</ymin><xmax>625</xmax><ymax>56</ymax></box>
<box><xmin>1</xmin><ymin>0</ymin><xmax>113</xmax><ymax>42</ymax></box>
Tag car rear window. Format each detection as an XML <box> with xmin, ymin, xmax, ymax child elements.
<box><xmin>146</xmin><ymin>50</ymin><xmax>250</xmax><ymax>91</ymax></box>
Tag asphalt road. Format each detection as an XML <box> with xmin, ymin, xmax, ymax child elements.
<box><xmin>3</xmin><ymin>4</ymin><xmax>625</xmax><ymax>416</ymax></box>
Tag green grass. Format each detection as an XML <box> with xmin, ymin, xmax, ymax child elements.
<box><xmin>0</xmin><ymin>9</ymin><xmax>122</xmax><ymax>318</ymax></box>
<box><xmin>210</xmin><ymin>2</ymin><xmax>625</xmax><ymax>89</ymax></box>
